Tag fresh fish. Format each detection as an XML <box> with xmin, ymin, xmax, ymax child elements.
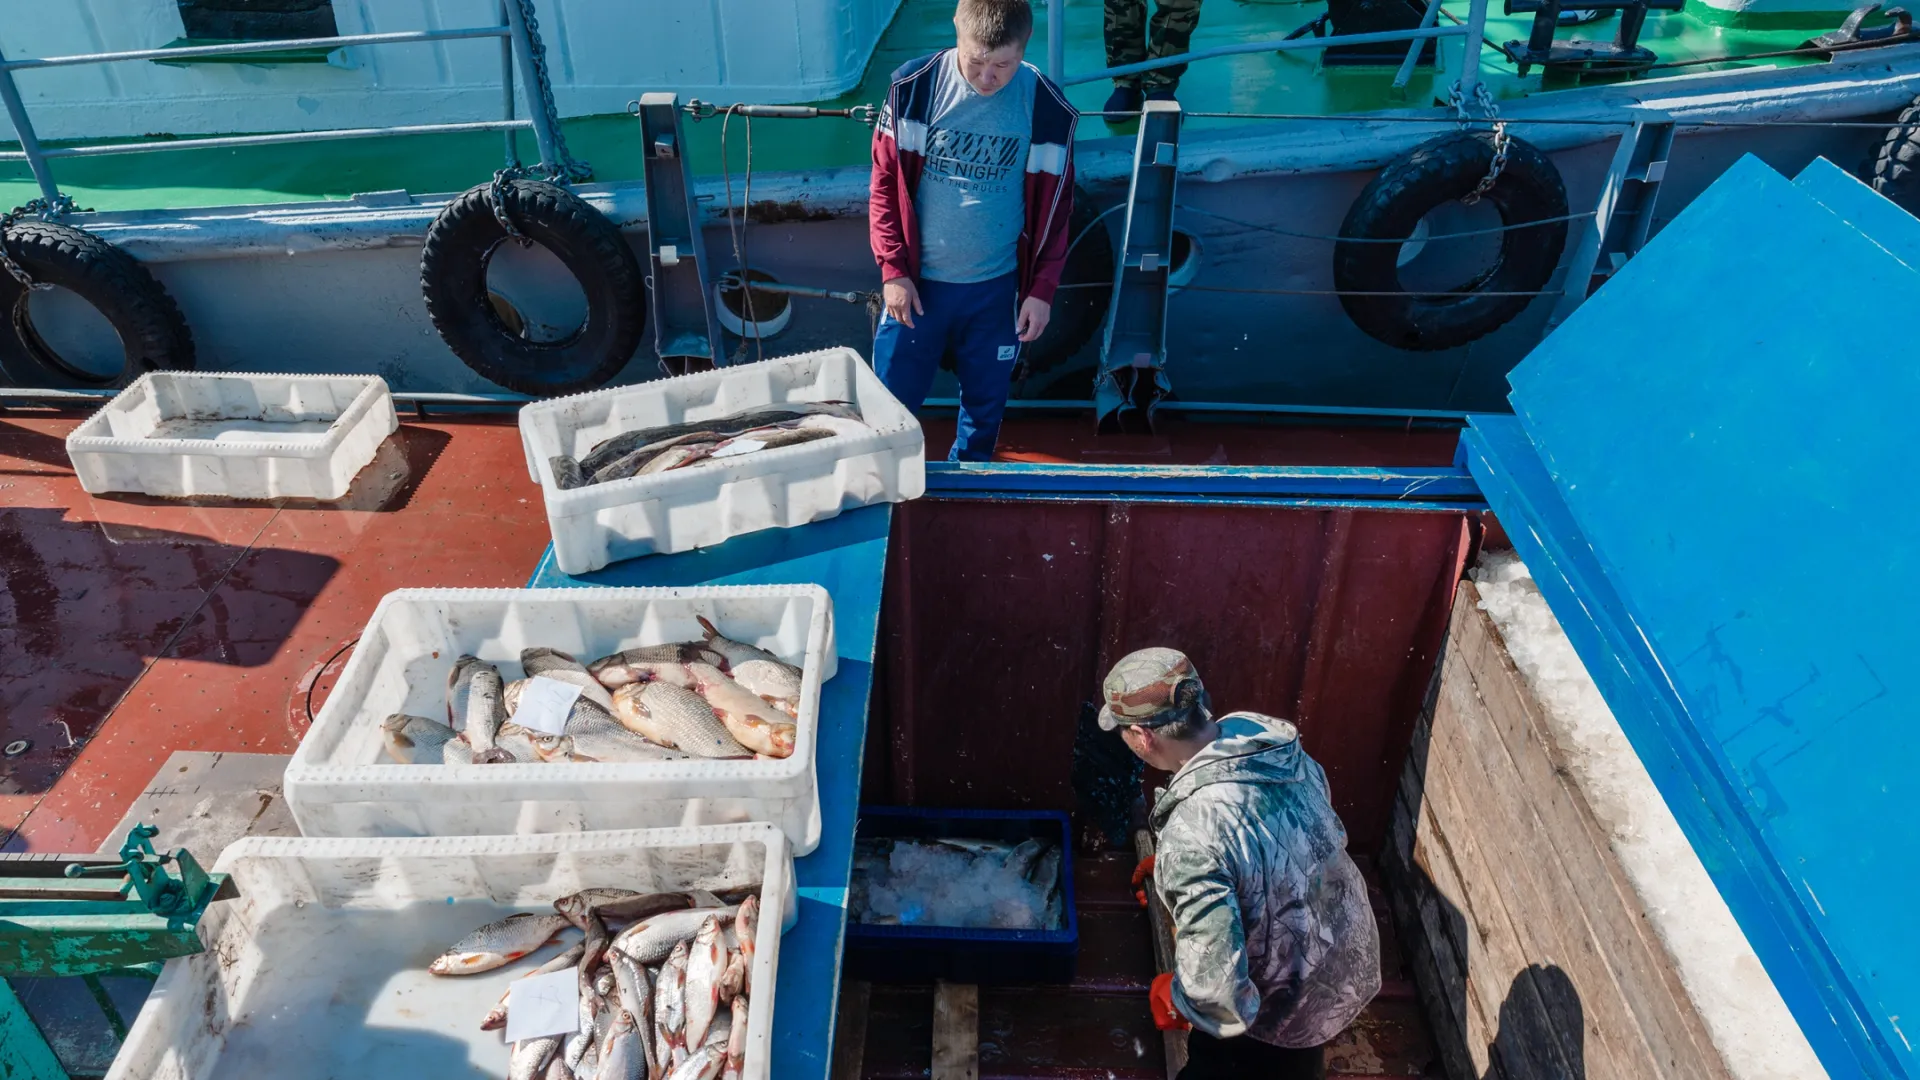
<box><xmin>464</xmin><ymin>663</ymin><xmax>514</xmax><ymax>764</ymax></box>
<box><xmin>448</xmin><ymin>654</ymin><xmax>489</xmax><ymax>730</ymax></box>
<box><xmin>933</xmin><ymin>838</ymin><xmax>1014</xmax><ymax>858</ymax></box>
<box><xmin>566</xmin><ymin>989</ymin><xmax>603</xmax><ymax>1073</ymax></box>
<box><xmin>701</xmin><ymin>1005</ymin><xmax>731</xmax><ymax>1051</ymax></box>
<box><xmin>726</xmin><ymin>658</ymin><xmax>803</xmax><ymax>717</ymax></box>
<box><xmin>381</xmin><ymin>713</ymin><xmax>454</xmax><ymax>764</ymax></box>
<box><xmin>495</xmin><ymin>721</ymin><xmax>539</xmax><ymax>763</ymax></box>
<box><xmin>555</xmin><ymin>888</ymin><xmax>642</xmax><ymax>930</ymax></box>
<box><xmin>598</xmin><ymin>1009</ymin><xmax>647</xmax><ymax>1080</ymax></box>
<box><xmin>577</xmin><ymin>401</ymin><xmax>862</xmax><ymax>476</ymax></box>
<box><xmin>510</xmin><ymin>1035</ymin><xmax>563</xmax><ymax>1080</ymax></box>
<box><xmin>576</xmin><ymin>1040</ymin><xmax>601</xmax><ymax>1080</ymax></box>
<box><xmin>638</xmin><ymin>443</ymin><xmax>719</xmax><ymax>475</ymax></box>
<box><xmin>564</xmin><ymin>703</ymin><xmax>693</xmax><ymax>763</ymax></box>
<box><xmin>698</xmin><ymin>425</ymin><xmax>833</xmax><ymax>463</ymax></box>
<box><xmin>522</xmin><ymin>648</ymin><xmax>618</xmax><ymax>711</ymax></box>
<box><xmin>735</xmin><ymin>895</ymin><xmax>758</xmax><ymax>995</ymax></box>
<box><xmin>531</xmin><ymin>732</ymin><xmax>576</xmax><ymax>762</ymax></box>
<box><xmin>611</xmin><ymin>682</ymin><xmax>751</xmax><ymax>758</ymax></box>
<box><xmin>722</xmin><ymin>997</ymin><xmax>747</xmax><ymax>1080</ymax></box>
<box><xmin>580</xmin><ymin>910</ymin><xmax>612</xmax><ymax>996</ymax></box>
<box><xmin>543</xmin><ymin>1052</ymin><xmax>574</xmax><ymax>1080</ymax></box>
<box><xmin>590</xmin><ymin>644</ymin><xmax>722</xmax><ymax>688</ymax></box>
<box><xmin>716</xmin><ymin>950</ymin><xmax>746</xmax><ymax>1004</ymax></box>
<box><xmin>429</xmin><ymin>912</ymin><xmax>571</xmax><ymax>975</ymax></box>
<box><xmin>609</xmin><ymin>949</ymin><xmax>656</xmax><ymax>1072</ymax></box>
<box><xmin>482</xmin><ymin>941</ymin><xmax>586</xmax><ymax>1031</ymax></box>
<box><xmin>664</xmin><ymin>1046</ymin><xmax>724</xmax><ymax>1080</ymax></box>
<box><xmin>591</xmin><ymin>430</ymin><xmax>725</xmax><ymax>485</ymax></box>
<box><xmin>693</xmin><ymin>617</ymin><xmax>786</xmax><ymax>670</ymax></box>
<box><xmin>1003</xmin><ymin>838</ymin><xmax>1047</xmax><ymax>881</ymax></box>
<box><xmin>590</xmin><ymin>890</ymin><xmax>697</xmax><ymax>926</ymax></box>
<box><xmin>655</xmin><ymin>940</ymin><xmax>689</xmax><ymax>1074</ymax></box>
<box><xmin>445</xmin><ymin>732</ymin><xmax>475</xmax><ymax>765</ymax></box>
<box><xmin>683</xmin><ymin>916</ymin><xmax>725</xmax><ymax>1048</ymax></box>
<box><xmin>795</xmin><ymin>412</ymin><xmax>872</xmax><ymax>439</ymax></box>
<box><xmin>684</xmin><ymin>663</ymin><xmax>796</xmax><ymax>758</ymax></box>
<box><xmin>610</xmin><ymin>906</ymin><xmax>737</xmax><ymax>966</ymax></box>
<box><xmin>551</xmin><ymin>454</ymin><xmax>589</xmax><ymax>491</ymax></box>
<box><xmin>1028</xmin><ymin>843</ymin><xmax>1062</xmax><ymax>889</ymax></box>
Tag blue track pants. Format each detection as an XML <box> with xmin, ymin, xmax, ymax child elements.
<box><xmin>871</xmin><ymin>272</ymin><xmax>1021</xmax><ymax>463</ymax></box>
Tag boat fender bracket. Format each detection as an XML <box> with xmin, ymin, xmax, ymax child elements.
<box><xmin>1333</xmin><ymin>130</ymin><xmax>1569</xmax><ymax>352</ymax></box>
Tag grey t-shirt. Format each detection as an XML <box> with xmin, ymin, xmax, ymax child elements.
<box><xmin>914</xmin><ymin>51</ymin><xmax>1034</xmax><ymax>284</ymax></box>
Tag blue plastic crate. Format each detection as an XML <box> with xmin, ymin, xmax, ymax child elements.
<box><xmin>844</xmin><ymin>806</ymin><xmax>1079</xmax><ymax>984</ymax></box>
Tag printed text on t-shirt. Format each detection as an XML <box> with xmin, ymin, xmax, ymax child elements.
<box><xmin>924</xmin><ymin>128</ymin><xmax>1022</xmax><ymax>191</ymax></box>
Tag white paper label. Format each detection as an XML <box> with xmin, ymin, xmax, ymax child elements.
<box><xmin>513</xmin><ymin>676</ymin><xmax>583</xmax><ymax>736</ymax></box>
<box><xmin>503</xmin><ymin>967</ymin><xmax>582</xmax><ymax>1043</ymax></box>
<box><xmin>712</xmin><ymin>438</ymin><xmax>768</xmax><ymax>459</ymax></box>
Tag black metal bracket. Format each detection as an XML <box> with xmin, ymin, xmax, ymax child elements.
<box><xmin>1503</xmin><ymin>0</ymin><xmax>1685</xmax><ymax>74</ymax></box>
<box><xmin>1802</xmin><ymin>2</ymin><xmax>1913</xmax><ymax>53</ymax></box>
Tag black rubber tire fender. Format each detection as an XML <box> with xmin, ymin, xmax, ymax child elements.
<box><xmin>1333</xmin><ymin>131</ymin><xmax>1569</xmax><ymax>352</ymax></box>
<box><xmin>0</xmin><ymin>220</ymin><xmax>194</xmax><ymax>389</ymax></box>
<box><xmin>1020</xmin><ymin>187</ymin><xmax>1114</xmax><ymax>377</ymax></box>
<box><xmin>1868</xmin><ymin>93</ymin><xmax>1920</xmax><ymax>215</ymax></box>
<box><xmin>421</xmin><ymin>178</ymin><xmax>645</xmax><ymax>397</ymax></box>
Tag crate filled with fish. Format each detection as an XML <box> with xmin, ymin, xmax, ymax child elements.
<box><xmin>108</xmin><ymin>825</ymin><xmax>792</xmax><ymax>1080</ymax></box>
<box><xmin>844</xmin><ymin>807</ymin><xmax>1078</xmax><ymax>984</ymax></box>
<box><xmin>518</xmin><ymin>346</ymin><xmax>925</xmax><ymax>574</ymax></box>
<box><xmin>283</xmin><ymin>585</ymin><xmax>835</xmax><ymax>852</ymax></box>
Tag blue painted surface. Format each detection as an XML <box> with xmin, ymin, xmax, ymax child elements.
<box><xmin>1792</xmin><ymin>157</ymin><xmax>1920</xmax><ymax>271</ymax></box>
<box><xmin>1476</xmin><ymin>154</ymin><xmax>1920</xmax><ymax>1078</ymax></box>
<box><xmin>925</xmin><ymin>460</ymin><xmax>1483</xmax><ymax>502</ymax></box>
<box><xmin>526</xmin><ymin>505</ymin><xmax>891</xmax><ymax>1080</ymax></box>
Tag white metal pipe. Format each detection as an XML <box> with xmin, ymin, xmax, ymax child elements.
<box><xmin>501</xmin><ymin>1</ymin><xmax>562</xmax><ymax>175</ymax></box>
<box><xmin>0</xmin><ymin>120</ymin><xmax>534</xmax><ymax>162</ymax></box>
<box><xmin>1458</xmin><ymin>0</ymin><xmax>1492</xmax><ymax>96</ymax></box>
<box><xmin>0</xmin><ymin>27</ymin><xmax>510</xmax><ymax>71</ymax></box>
<box><xmin>1062</xmin><ymin>24</ymin><xmax>1469</xmax><ymax>85</ymax></box>
<box><xmin>0</xmin><ymin>46</ymin><xmax>58</xmax><ymax>202</ymax></box>
<box><xmin>1394</xmin><ymin>0</ymin><xmax>1446</xmax><ymax>91</ymax></box>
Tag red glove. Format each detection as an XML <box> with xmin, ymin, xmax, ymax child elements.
<box><xmin>1131</xmin><ymin>854</ymin><xmax>1156</xmax><ymax>908</ymax></box>
<box><xmin>1149</xmin><ymin>972</ymin><xmax>1190</xmax><ymax>1031</ymax></box>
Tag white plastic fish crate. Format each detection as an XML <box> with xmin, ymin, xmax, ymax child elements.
<box><xmin>107</xmin><ymin>824</ymin><xmax>794</xmax><ymax>1080</ymax></box>
<box><xmin>518</xmin><ymin>347</ymin><xmax>925</xmax><ymax>574</ymax></box>
<box><xmin>283</xmin><ymin>585</ymin><xmax>836</xmax><ymax>853</ymax></box>
<box><xmin>65</xmin><ymin>371</ymin><xmax>398</xmax><ymax>500</ymax></box>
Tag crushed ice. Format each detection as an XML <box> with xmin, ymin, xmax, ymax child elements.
<box><xmin>851</xmin><ymin>838</ymin><xmax>1064</xmax><ymax>930</ymax></box>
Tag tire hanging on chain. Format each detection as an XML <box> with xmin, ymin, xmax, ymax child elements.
<box><xmin>1333</xmin><ymin>129</ymin><xmax>1569</xmax><ymax>352</ymax></box>
<box><xmin>420</xmin><ymin>176</ymin><xmax>645</xmax><ymax>397</ymax></box>
<box><xmin>1017</xmin><ymin>187</ymin><xmax>1113</xmax><ymax>378</ymax></box>
<box><xmin>0</xmin><ymin>204</ymin><xmax>195</xmax><ymax>389</ymax></box>
<box><xmin>1868</xmin><ymin>91</ymin><xmax>1920</xmax><ymax>215</ymax></box>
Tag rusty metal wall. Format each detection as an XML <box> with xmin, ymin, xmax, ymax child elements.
<box><xmin>870</xmin><ymin>499</ymin><xmax>1473</xmax><ymax>851</ymax></box>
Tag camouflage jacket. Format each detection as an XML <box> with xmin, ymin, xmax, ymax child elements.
<box><xmin>1151</xmin><ymin>713</ymin><xmax>1381</xmax><ymax>1047</ymax></box>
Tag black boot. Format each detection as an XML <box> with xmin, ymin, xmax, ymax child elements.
<box><xmin>1103</xmin><ymin>83</ymin><xmax>1144</xmax><ymax>118</ymax></box>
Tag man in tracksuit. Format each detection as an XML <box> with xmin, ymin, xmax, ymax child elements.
<box><xmin>1102</xmin><ymin>647</ymin><xmax>1382</xmax><ymax>1079</ymax></box>
<box><xmin>868</xmin><ymin>0</ymin><xmax>1077</xmax><ymax>462</ymax></box>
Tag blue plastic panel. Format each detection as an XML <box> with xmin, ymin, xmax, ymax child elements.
<box><xmin>526</xmin><ymin>505</ymin><xmax>891</xmax><ymax>1080</ymax></box>
<box><xmin>1499</xmin><ymin>154</ymin><xmax>1920</xmax><ymax>1078</ymax></box>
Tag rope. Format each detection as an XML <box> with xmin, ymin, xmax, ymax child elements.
<box><xmin>1177</xmin><ymin>203</ymin><xmax>1596</xmax><ymax>243</ymax></box>
<box><xmin>304</xmin><ymin>637</ymin><xmax>359</xmax><ymax>727</ymax></box>
<box><xmin>720</xmin><ymin>105</ymin><xmax>764</xmax><ymax>366</ymax></box>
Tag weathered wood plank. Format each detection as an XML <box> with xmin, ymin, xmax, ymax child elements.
<box><xmin>932</xmin><ymin>980</ymin><xmax>979</xmax><ymax>1080</ymax></box>
<box><xmin>831</xmin><ymin>978</ymin><xmax>871</xmax><ymax>1080</ymax></box>
<box><xmin>1449</xmin><ymin>583</ymin><xmax>1731</xmax><ymax>1080</ymax></box>
<box><xmin>1427</xmin><ymin>649</ymin><xmax>1657</xmax><ymax>1080</ymax></box>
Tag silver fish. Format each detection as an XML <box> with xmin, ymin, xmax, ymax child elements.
<box><xmin>795</xmin><ymin>412</ymin><xmax>872</xmax><ymax>439</ymax></box>
<box><xmin>723</xmin><ymin>997</ymin><xmax>747</xmax><ymax>1080</ymax></box>
<box><xmin>595</xmin><ymin>890</ymin><xmax>697</xmax><ymax>926</ymax></box>
<box><xmin>590</xmin><ymin>644</ymin><xmax>722</xmax><ymax>689</ymax></box>
<box><xmin>598</xmin><ymin>1009</ymin><xmax>647</xmax><ymax>1080</ymax></box>
<box><xmin>1004</xmin><ymin>838</ymin><xmax>1047</xmax><ymax>881</ymax></box>
<box><xmin>580</xmin><ymin>910</ymin><xmax>611</xmax><ymax>997</ymax></box>
<box><xmin>726</xmin><ymin>658</ymin><xmax>803</xmax><ymax>717</ymax></box>
<box><xmin>381</xmin><ymin>713</ymin><xmax>454</xmax><ymax>765</ymax></box>
<box><xmin>542</xmin><ymin>1052</ymin><xmax>574</xmax><ymax>1080</ymax></box>
<box><xmin>695</xmin><ymin>425</ymin><xmax>833</xmax><ymax>465</ymax></box>
<box><xmin>464</xmin><ymin>663</ymin><xmax>513</xmax><ymax>764</ymax></box>
<box><xmin>481</xmin><ymin>941</ymin><xmax>585</xmax><ymax>1030</ymax></box>
<box><xmin>554</xmin><ymin>887</ymin><xmax>641</xmax><ymax>930</ymax></box>
<box><xmin>444</xmin><ymin>732</ymin><xmax>475</xmax><ymax>765</ymax></box>
<box><xmin>735</xmin><ymin>895</ymin><xmax>758</xmax><ymax>996</ymax></box>
<box><xmin>611</xmin><ymin>682</ymin><xmax>751</xmax><ymax>758</ymax></box>
<box><xmin>566</xmin><ymin>988</ymin><xmax>603</xmax><ymax>1073</ymax></box>
<box><xmin>609</xmin><ymin>949</ymin><xmax>655</xmax><ymax>1073</ymax></box>
<box><xmin>522</xmin><ymin>648</ymin><xmax>618</xmax><ymax>711</ymax></box>
<box><xmin>510</xmin><ymin>1035</ymin><xmax>563</xmax><ymax>1080</ymax></box>
<box><xmin>551</xmin><ymin>454</ymin><xmax>588</xmax><ymax>491</ymax></box>
<box><xmin>665</xmin><ymin>1046</ymin><xmax>724</xmax><ymax>1080</ymax></box>
<box><xmin>610</xmin><ymin>906</ymin><xmax>737</xmax><ymax>966</ymax></box>
<box><xmin>694</xmin><ymin>617</ymin><xmax>786</xmax><ymax>670</ymax></box>
<box><xmin>577</xmin><ymin>401</ymin><xmax>862</xmax><ymax>476</ymax></box>
<box><xmin>531</xmin><ymin>732</ymin><xmax>576</xmax><ymax>762</ymax></box>
<box><xmin>684</xmin><ymin>663</ymin><xmax>796</xmax><ymax>758</ymax></box>
<box><xmin>429</xmin><ymin>912</ymin><xmax>570</xmax><ymax>975</ymax></box>
<box><xmin>655</xmin><ymin>940</ymin><xmax>689</xmax><ymax>1075</ymax></box>
<box><xmin>683</xmin><ymin>916</ymin><xmax>725</xmax><ymax>1049</ymax></box>
<box><xmin>701</xmin><ymin>1005</ymin><xmax>731</xmax><ymax>1051</ymax></box>
<box><xmin>568</xmin><ymin>703</ymin><xmax>694</xmax><ymax>763</ymax></box>
<box><xmin>447</xmin><ymin>654</ymin><xmax>488</xmax><ymax>731</ymax></box>
<box><xmin>495</xmin><ymin>721</ymin><xmax>540</xmax><ymax>763</ymax></box>
<box><xmin>716</xmin><ymin>951</ymin><xmax>746</xmax><ymax>1005</ymax></box>
<box><xmin>639</xmin><ymin>443</ymin><xmax>718</xmax><ymax>475</ymax></box>
<box><xmin>591</xmin><ymin>430</ymin><xmax>726</xmax><ymax>486</ymax></box>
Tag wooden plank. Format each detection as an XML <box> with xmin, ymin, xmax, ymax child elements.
<box><xmin>1427</xmin><ymin>651</ymin><xmax>1659</xmax><ymax>1080</ymax></box>
<box><xmin>931</xmin><ymin>980</ymin><xmax>979</xmax><ymax>1080</ymax></box>
<box><xmin>1449</xmin><ymin>583</ymin><xmax>1732</xmax><ymax>1080</ymax></box>
<box><xmin>1133</xmin><ymin>828</ymin><xmax>1189</xmax><ymax>1078</ymax></box>
<box><xmin>831</xmin><ymin>979</ymin><xmax>871</xmax><ymax>1080</ymax></box>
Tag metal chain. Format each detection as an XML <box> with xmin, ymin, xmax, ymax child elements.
<box><xmin>487</xmin><ymin>166</ymin><xmax>532</xmax><ymax>246</ymax></box>
<box><xmin>0</xmin><ymin>194</ymin><xmax>80</xmax><ymax>290</ymax></box>
<box><xmin>510</xmin><ymin>0</ymin><xmax>591</xmax><ymax>184</ymax></box>
<box><xmin>1449</xmin><ymin>82</ymin><xmax>1510</xmax><ymax>206</ymax></box>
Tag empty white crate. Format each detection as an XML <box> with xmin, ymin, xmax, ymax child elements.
<box><xmin>519</xmin><ymin>347</ymin><xmax>925</xmax><ymax>575</ymax></box>
<box><xmin>108</xmin><ymin>824</ymin><xmax>793</xmax><ymax>1080</ymax></box>
<box><xmin>283</xmin><ymin>585</ymin><xmax>836</xmax><ymax>853</ymax></box>
<box><xmin>66</xmin><ymin>371</ymin><xmax>398</xmax><ymax>500</ymax></box>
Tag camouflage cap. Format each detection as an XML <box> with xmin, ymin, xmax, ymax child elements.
<box><xmin>1097</xmin><ymin>647</ymin><xmax>1207</xmax><ymax>731</ymax></box>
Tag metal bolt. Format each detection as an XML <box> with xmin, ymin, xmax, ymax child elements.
<box><xmin>3</xmin><ymin>739</ymin><xmax>28</xmax><ymax>757</ymax></box>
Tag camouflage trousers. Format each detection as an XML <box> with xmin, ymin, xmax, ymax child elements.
<box><xmin>1104</xmin><ymin>0</ymin><xmax>1203</xmax><ymax>91</ymax></box>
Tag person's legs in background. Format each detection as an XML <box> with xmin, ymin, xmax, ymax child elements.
<box><xmin>1177</xmin><ymin>1030</ymin><xmax>1326</xmax><ymax>1080</ymax></box>
<box><xmin>1142</xmin><ymin>0</ymin><xmax>1202</xmax><ymax>100</ymax></box>
<box><xmin>1103</xmin><ymin>0</ymin><xmax>1148</xmax><ymax>114</ymax></box>
<box><xmin>872</xmin><ymin>278</ymin><xmax>955</xmax><ymax>414</ymax></box>
<box><xmin>945</xmin><ymin>273</ymin><xmax>1022</xmax><ymax>462</ymax></box>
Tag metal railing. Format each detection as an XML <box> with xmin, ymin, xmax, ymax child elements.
<box><xmin>1045</xmin><ymin>0</ymin><xmax>1491</xmax><ymax>98</ymax></box>
<box><xmin>0</xmin><ymin>1</ymin><xmax>567</xmax><ymax>208</ymax></box>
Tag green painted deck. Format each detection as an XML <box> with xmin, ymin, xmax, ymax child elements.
<box><xmin>0</xmin><ymin>0</ymin><xmax>1846</xmax><ymax>213</ymax></box>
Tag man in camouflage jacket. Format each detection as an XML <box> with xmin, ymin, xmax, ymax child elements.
<box><xmin>1100</xmin><ymin>647</ymin><xmax>1381</xmax><ymax>1079</ymax></box>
